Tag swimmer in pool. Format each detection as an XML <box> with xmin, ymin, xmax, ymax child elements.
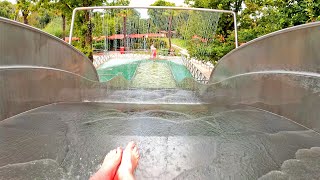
<box><xmin>90</xmin><ymin>141</ymin><xmax>140</xmax><ymax>180</ymax></box>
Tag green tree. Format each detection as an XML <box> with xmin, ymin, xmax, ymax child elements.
<box><xmin>268</xmin><ymin>0</ymin><xmax>320</xmax><ymax>27</ymax></box>
<box><xmin>149</xmin><ymin>0</ymin><xmax>176</xmax><ymax>53</ymax></box>
<box><xmin>70</xmin><ymin>0</ymin><xmax>105</xmax><ymax>61</ymax></box>
<box><xmin>16</xmin><ymin>0</ymin><xmax>35</xmax><ymax>24</ymax></box>
<box><xmin>0</xmin><ymin>1</ymin><xmax>16</xmax><ymax>19</ymax></box>
<box><xmin>186</xmin><ymin>0</ymin><xmax>243</xmax><ymax>37</ymax></box>
<box><xmin>43</xmin><ymin>17</ymin><xmax>67</xmax><ymax>37</ymax></box>
<box><xmin>185</xmin><ymin>0</ymin><xmax>320</xmax><ymax>63</ymax></box>
<box><xmin>73</xmin><ymin>0</ymin><xmax>130</xmax><ymax>61</ymax></box>
<box><xmin>305</xmin><ymin>0</ymin><xmax>320</xmax><ymax>22</ymax></box>
<box><xmin>40</xmin><ymin>0</ymin><xmax>73</xmax><ymax>39</ymax></box>
<box><xmin>52</xmin><ymin>0</ymin><xmax>72</xmax><ymax>39</ymax></box>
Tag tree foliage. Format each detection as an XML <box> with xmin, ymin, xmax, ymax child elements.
<box><xmin>149</xmin><ymin>0</ymin><xmax>176</xmax><ymax>52</ymax></box>
<box><xmin>0</xmin><ymin>1</ymin><xmax>16</xmax><ymax>19</ymax></box>
<box><xmin>16</xmin><ymin>0</ymin><xmax>35</xmax><ymax>24</ymax></box>
<box><xmin>184</xmin><ymin>0</ymin><xmax>320</xmax><ymax>63</ymax></box>
<box><xmin>2</xmin><ymin>0</ymin><xmax>319</xmax><ymax>63</ymax></box>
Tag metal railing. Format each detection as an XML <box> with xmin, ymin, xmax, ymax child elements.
<box><xmin>190</xmin><ymin>58</ymin><xmax>214</xmax><ymax>71</ymax></box>
<box><xmin>105</xmin><ymin>51</ymin><xmax>150</xmax><ymax>59</ymax></box>
<box><xmin>68</xmin><ymin>6</ymin><xmax>238</xmax><ymax>48</ymax></box>
<box><xmin>181</xmin><ymin>53</ymin><xmax>209</xmax><ymax>84</ymax></box>
<box><xmin>93</xmin><ymin>53</ymin><xmax>109</xmax><ymax>68</ymax></box>
<box><xmin>93</xmin><ymin>50</ymin><xmax>152</xmax><ymax>68</ymax></box>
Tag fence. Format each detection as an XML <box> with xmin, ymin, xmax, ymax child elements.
<box><xmin>181</xmin><ymin>53</ymin><xmax>209</xmax><ymax>84</ymax></box>
<box><xmin>93</xmin><ymin>50</ymin><xmax>151</xmax><ymax>68</ymax></box>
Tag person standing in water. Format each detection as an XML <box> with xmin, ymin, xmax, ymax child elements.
<box><xmin>150</xmin><ymin>43</ymin><xmax>157</xmax><ymax>59</ymax></box>
<box><xmin>90</xmin><ymin>141</ymin><xmax>140</xmax><ymax>180</ymax></box>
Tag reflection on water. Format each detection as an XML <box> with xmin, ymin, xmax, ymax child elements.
<box><xmin>131</xmin><ymin>61</ymin><xmax>177</xmax><ymax>89</ymax></box>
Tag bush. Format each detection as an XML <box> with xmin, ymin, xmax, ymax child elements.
<box><xmin>146</xmin><ymin>38</ymin><xmax>168</xmax><ymax>49</ymax></box>
<box><xmin>186</xmin><ymin>37</ymin><xmax>235</xmax><ymax>64</ymax></box>
<box><xmin>93</xmin><ymin>42</ymin><xmax>105</xmax><ymax>50</ymax></box>
<box><xmin>43</xmin><ymin>17</ymin><xmax>69</xmax><ymax>38</ymax></box>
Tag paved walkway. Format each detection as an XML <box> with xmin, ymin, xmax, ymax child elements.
<box><xmin>190</xmin><ymin>60</ymin><xmax>213</xmax><ymax>79</ymax></box>
<box><xmin>172</xmin><ymin>44</ymin><xmax>213</xmax><ymax>80</ymax></box>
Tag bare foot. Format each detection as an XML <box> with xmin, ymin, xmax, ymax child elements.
<box><xmin>90</xmin><ymin>147</ymin><xmax>123</xmax><ymax>180</ymax></box>
<box><xmin>115</xmin><ymin>141</ymin><xmax>140</xmax><ymax>180</ymax></box>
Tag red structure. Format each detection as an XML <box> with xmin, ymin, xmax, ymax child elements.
<box><xmin>120</xmin><ymin>47</ymin><xmax>125</xmax><ymax>54</ymax></box>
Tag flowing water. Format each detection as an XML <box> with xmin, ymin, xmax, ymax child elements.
<box><xmin>97</xmin><ymin>59</ymin><xmax>192</xmax><ymax>86</ymax></box>
<box><xmin>1</xmin><ymin>60</ymin><xmax>320</xmax><ymax>179</ymax></box>
<box><xmin>1</xmin><ymin>103</ymin><xmax>320</xmax><ymax>179</ymax></box>
<box><xmin>131</xmin><ymin>61</ymin><xmax>177</xmax><ymax>89</ymax></box>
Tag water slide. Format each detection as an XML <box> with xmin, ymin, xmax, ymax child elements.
<box><xmin>1</xmin><ymin>17</ymin><xmax>320</xmax><ymax>179</ymax></box>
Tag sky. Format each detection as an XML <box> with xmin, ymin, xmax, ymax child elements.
<box><xmin>129</xmin><ymin>0</ymin><xmax>186</xmax><ymax>18</ymax></box>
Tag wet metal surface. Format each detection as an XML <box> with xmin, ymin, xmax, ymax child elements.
<box><xmin>0</xmin><ymin>103</ymin><xmax>320</xmax><ymax>179</ymax></box>
<box><xmin>0</xmin><ymin>68</ymin><xmax>106</xmax><ymax>120</ymax></box>
<box><xmin>210</xmin><ymin>21</ymin><xmax>320</xmax><ymax>83</ymax></box>
<box><xmin>203</xmin><ymin>72</ymin><xmax>320</xmax><ymax>132</ymax></box>
<box><xmin>0</xmin><ymin>17</ymin><xmax>98</xmax><ymax>80</ymax></box>
<box><xmin>207</xmin><ymin>21</ymin><xmax>320</xmax><ymax>133</ymax></box>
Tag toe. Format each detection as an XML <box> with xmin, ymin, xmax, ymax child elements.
<box><xmin>116</xmin><ymin>147</ymin><xmax>123</xmax><ymax>159</ymax></box>
<box><xmin>116</xmin><ymin>147</ymin><xmax>122</xmax><ymax>154</ymax></box>
<box><xmin>133</xmin><ymin>146</ymin><xmax>140</xmax><ymax>158</ymax></box>
<box><xmin>104</xmin><ymin>149</ymin><xmax>116</xmax><ymax>161</ymax></box>
<box><xmin>133</xmin><ymin>146</ymin><xmax>138</xmax><ymax>153</ymax></box>
<box><xmin>126</xmin><ymin>141</ymin><xmax>136</xmax><ymax>151</ymax></box>
<box><xmin>106</xmin><ymin>149</ymin><xmax>114</xmax><ymax>156</ymax></box>
<box><xmin>110</xmin><ymin>149</ymin><xmax>117</xmax><ymax>156</ymax></box>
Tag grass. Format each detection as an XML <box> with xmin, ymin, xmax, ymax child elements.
<box><xmin>171</xmin><ymin>38</ymin><xmax>188</xmax><ymax>49</ymax></box>
<box><xmin>43</xmin><ymin>17</ymin><xmax>69</xmax><ymax>38</ymax></box>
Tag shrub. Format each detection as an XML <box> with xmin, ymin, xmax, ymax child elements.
<box><xmin>43</xmin><ymin>18</ymin><xmax>69</xmax><ymax>38</ymax></box>
<box><xmin>93</xmin><ymin>42</ymin><xmax>105</xmax><ymax>50</ymax></box>
<box><xmin>146</xmin><ymin>38</ymin><xmax>168</xmax><ymax>49</ymax></box>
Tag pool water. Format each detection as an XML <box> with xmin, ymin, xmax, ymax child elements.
<box><xmin>131</xmin><ymin>61</ymin><xmax>177</xmax><ymax>89</ymax></box>
<box><xmin>97</xmin><ymin>60</ymin><xmax>193</xmax><ymax>89</ymax></box>
<box><xmin>97</xmin><ymin>62</ymin><xmax>139</xmax><ymax>82</ymax></box>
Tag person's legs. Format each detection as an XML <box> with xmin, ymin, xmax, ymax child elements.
<box><xmin>90</xmin><ymin>147</ymin><xmax>123</xmax><ymax>180</ymax></box>
<box><xmin>115</xmin><ymin>141</ymin><xmax>140</xmax><ymax>180</ymax></box>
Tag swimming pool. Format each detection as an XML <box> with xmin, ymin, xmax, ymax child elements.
<box><xmin>97</xmin><ymin>60</ymin><xmax>193</xmax><ymax>89</ymax></box>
